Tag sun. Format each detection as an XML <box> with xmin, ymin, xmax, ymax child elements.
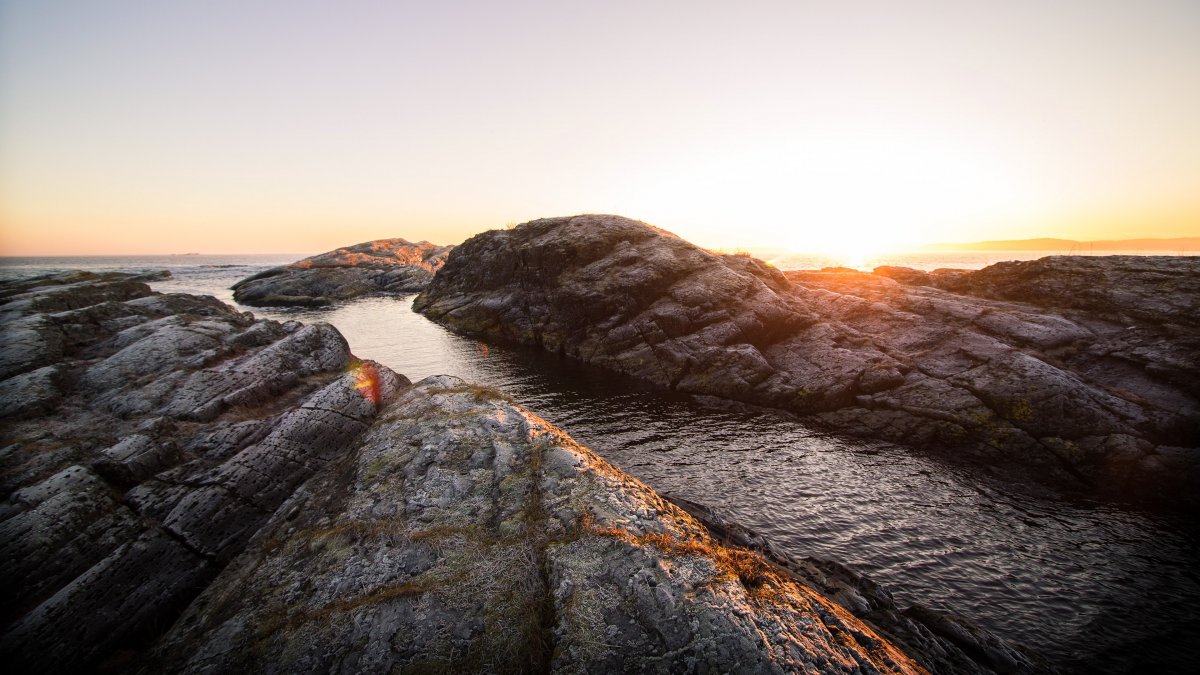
<box><xmin>783</xmin><ymin>223</ymin><xmax>903</xmax><ymax>264</ymax></box>
<box><xmin>619</xmin><ymin>127</ymin><xmax>1033</xmax><ymax>266</ymax></box>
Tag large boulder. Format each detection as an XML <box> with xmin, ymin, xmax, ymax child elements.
<box><xmin>232</xmin><ymin>238</ymin><xmax>453</xmax><ymax>307</ymax></box>
<box><xmin>414</xmin><ymin>215</ymin><xmax>1200</xmax><ymax>507</ymax></box>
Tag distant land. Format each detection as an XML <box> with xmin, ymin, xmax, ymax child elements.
<box><xmin>920</xmin><ymin>237</ymin><xmax>1200</xmax><ymax>252</ymax></box>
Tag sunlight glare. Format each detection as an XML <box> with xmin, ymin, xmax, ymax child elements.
<box><xmin>625</xmin><ymin>130</ymin><xmax>1032</xmax><ymax>259</ymax></box>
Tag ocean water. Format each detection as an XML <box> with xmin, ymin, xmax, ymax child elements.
<box><xmin>2</xmin><ymin>252</ymin><xmax>1198</xmax><ymax>673</ymax></box>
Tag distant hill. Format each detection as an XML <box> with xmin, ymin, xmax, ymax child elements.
<box><xmin>922</xmin><ymin>237</ymin><xmax>1200</xmax><ymax>252</ymax></box>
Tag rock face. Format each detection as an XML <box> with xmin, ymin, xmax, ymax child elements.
<box><xmin>414</xmin><ymin>215</ymin><xmax>1200</xmax><ymax>508</ymax></box>
<box><xmin>0</xmin><ymin>271</ymin><xmax>405</xmax><ymax>671</ymax></box>
<box><xmin>232</xmin><ymin>238</ymin><xmax>453</xmax><ymax>307</ymax></box>
<box><xmin>149</xmin><ymin>375</ymin><xmax>1032</xmax><ymax>674</ymax></box>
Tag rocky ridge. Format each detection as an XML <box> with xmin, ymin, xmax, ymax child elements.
<box><xmin>414</xmin><ymin>215</ymin><xmax>1200</xmax><ymax>508</ymax></box>
<box><xmin>0</xmin><ymin>272</ymin><xmax>1035</xmax><ymax>672</ymax></box>
<box><xmin>232</xmin><ymin>238</ymin><xmax>453</xmax><ymax>307</ymax></box>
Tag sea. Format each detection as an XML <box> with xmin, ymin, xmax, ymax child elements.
<box><xmin>2</xmin><ymin>250</ymin><xmax>1198</xmax><ymax>673</ymax></box>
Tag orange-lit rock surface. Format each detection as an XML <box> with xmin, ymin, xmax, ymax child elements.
<box><xmin>232</xmin><ymin>238</ymin><xmax>453</xmax><ymax>307</ymax></box>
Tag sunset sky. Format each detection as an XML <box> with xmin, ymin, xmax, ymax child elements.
<box><xmin>1</xmin><ymin>1</ymin><xmax>1198</xmax><ymax>256</ymax></box>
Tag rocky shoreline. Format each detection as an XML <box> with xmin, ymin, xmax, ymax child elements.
<box><xmin>232</xmin><ymin>238</ymin><xmax>453</xmax><ymax>307</ymax></box>
<box><xmin>415</xmin><ymin>215</ymin><xmax>1199</xmax><ymax>509</ymax></box>
<box><xmin>0</xmin><ymin>271</ymin><xmax>1042</xmax><ymax>672</ymax></box>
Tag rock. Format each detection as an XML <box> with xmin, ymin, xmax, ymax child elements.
<box><xmin>1</xmin><ymin>271</ymin><xmax>1037</xmax><ymax>672</ymax></box>
<box><xmin>231</xmin><ymin>238</ymin><xmax>454</xmax><ymax>307</ymax></box>
<box><xmin>872</xmin><ymin>266</ymin><xmax>935</xmax><ymax>286</ymax></box>
<box><xmin>925</xmin><ymin>255</ymin><xmax>1200</xmax><ymax>327</ymax></box>
<box><xmin>414</xmin><ymin>215</ymin><xmax>1200</xmax><ymax>508</ymax></box>
<box><xmin>0</xmin><ymin>365</ymin><xmax>66</xmax><ymax>419</ymax></box>
<box><xmin>148</xmin><ymin>375</ymin><xmax>1027</xmax><ymax>673</ymax></box>
<box><xmin>0</xmin><ymin>272</ymin><xmax>406</xmax><ymax>671</ymax></box>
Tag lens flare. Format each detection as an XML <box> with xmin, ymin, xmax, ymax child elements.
<box><xmin>349</xmin><ymin>360</ymin><xmax>381</xmax><ymax>406</ymax></box>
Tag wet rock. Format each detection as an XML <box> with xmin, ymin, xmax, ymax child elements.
<box><xmin>231</xmin><ymin>238</ymin><xmax>453</xmax><ymax>307</ymax></box>
<box><xmin>0</xmin><ymin>272</ymin><xmax>405</xmax><ymax>671</ymax></box>
<box><xmin>149</xmin><ymin>376</ymin><xmax>1022</xmax><ymax>673</ymax></box>
<box><xmin>414</xmin><ymin>215</ymin><xmax>1200</xmax><ymax>508</ymax></box>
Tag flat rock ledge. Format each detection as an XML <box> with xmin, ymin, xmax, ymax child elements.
<box><xmin>0</xmin><ymin>272</ymin><xmax>1038</xmax><ymax>673</ymax></box>
<box><xmin>414</xmin><ymin>215</ymin><xmax>1200</xmax><ymax>509</ymax></box>
<box><xmin>232</xmin><ymin>238</ymin><xmax>453</xmax><ymax>307</ymax></box>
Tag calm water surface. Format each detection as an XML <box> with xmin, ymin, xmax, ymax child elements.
<box><xmin>3</xmin><ymin>254</ymin><xmax>1198</xmax><ymax>673</ymax></box>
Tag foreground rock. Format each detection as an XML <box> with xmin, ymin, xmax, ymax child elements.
<box><xmin>414</xmin><ymin>215</ymin><xmax>1200</xmax><ymax>508</ymax></box>
<box><xmin>149</xmin><ymin>375</ymin><xmax>1035</xmax><ymax>673</ymax></box>
<box><xmin>232</xmin><ymin>238</ymin><xmax>453</xmax><ymax>307</ymax></box>
<box><xmin>0</xmin><ymin>271</ymin><xmax>405</xmax><ymax>671</ymax></box>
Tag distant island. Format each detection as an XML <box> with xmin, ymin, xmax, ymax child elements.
<box><xmin>920</xmin><ymin>236</ymin><xmax>1200</xmax><ymax>252</ymax></box>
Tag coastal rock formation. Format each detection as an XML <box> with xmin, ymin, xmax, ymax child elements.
<box><xmin>150</xmin><ymin>375</ymin><xmax>1032</xmax><ymax>673</ymax></box>
<box><xmin>902</xmin><ymin>255</ymin><xmax>1200</xmax><ymax>328</ymax></box>
<box><xmin>1</xmin><ymin>272</ymin><xmax>1035</xmax><ymax>673</ymax></box>
<box><xmin>0</xmin><ymin>271</ymin><xmax>405</xmax><ymax>671</ymax></box>
<box><xmin>414</xmin><ymin>215</ymin><xmax>1200</xmax><ymax>507</ymax></box>
<box><xmin>232</xmin><ymin>238</ymin><xmax>453</xmax><ymax>307</ymax></box>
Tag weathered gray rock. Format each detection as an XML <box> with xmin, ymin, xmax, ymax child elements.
<box><xmin>149</xmin><ymin>375</ymin><xmax>1026</xmax><ymax>674</ymax></box>
<box><xmin>414</xmin><ymin>215</ymin><xmax>1200</xmax><ymax>508</ymax></box>
<box><xmin>0</xmin><ymin>272</ymin><xmax>405</xmax><ymax>671</ymax></box>
<box><xmin>231</xmin><ymin>238</ymin><xmax>453</xmax><ymax>307</ymax></box>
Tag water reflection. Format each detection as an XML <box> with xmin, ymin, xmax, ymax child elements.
<box><xmin>240</xmin><ymin>294</ymin><xmax>1199</xmax><ymax>673</ymax></box>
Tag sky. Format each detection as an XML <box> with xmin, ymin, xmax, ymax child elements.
<box><xmin>1</xmin><ymin>0</ymin><xmax>1198</xmax><ymax>256</ymax></box>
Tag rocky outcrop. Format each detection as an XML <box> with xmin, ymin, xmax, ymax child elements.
<box><xmin>0</xmin><ymin>272</ymin><xmax>405</xmax><ymax>671</ymax></box>
<box><xmin>149</xmin><ymin>375</ymin><xmax>1034</xmax><ymax>673</ymax></box>
<box><xmin>232</xmin><ymin>238</ymin><xmax>453</xmax><ymax>307</ymax></box>
<box><xmin>414</xmin><ymin>215</ymin><xmax>1200</xmax><ymax>508</ymax></box>
<box><xmin>1</xmin><ymin>271</ymin><xmax>1037</xmax><ymax>673</ymax></box>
